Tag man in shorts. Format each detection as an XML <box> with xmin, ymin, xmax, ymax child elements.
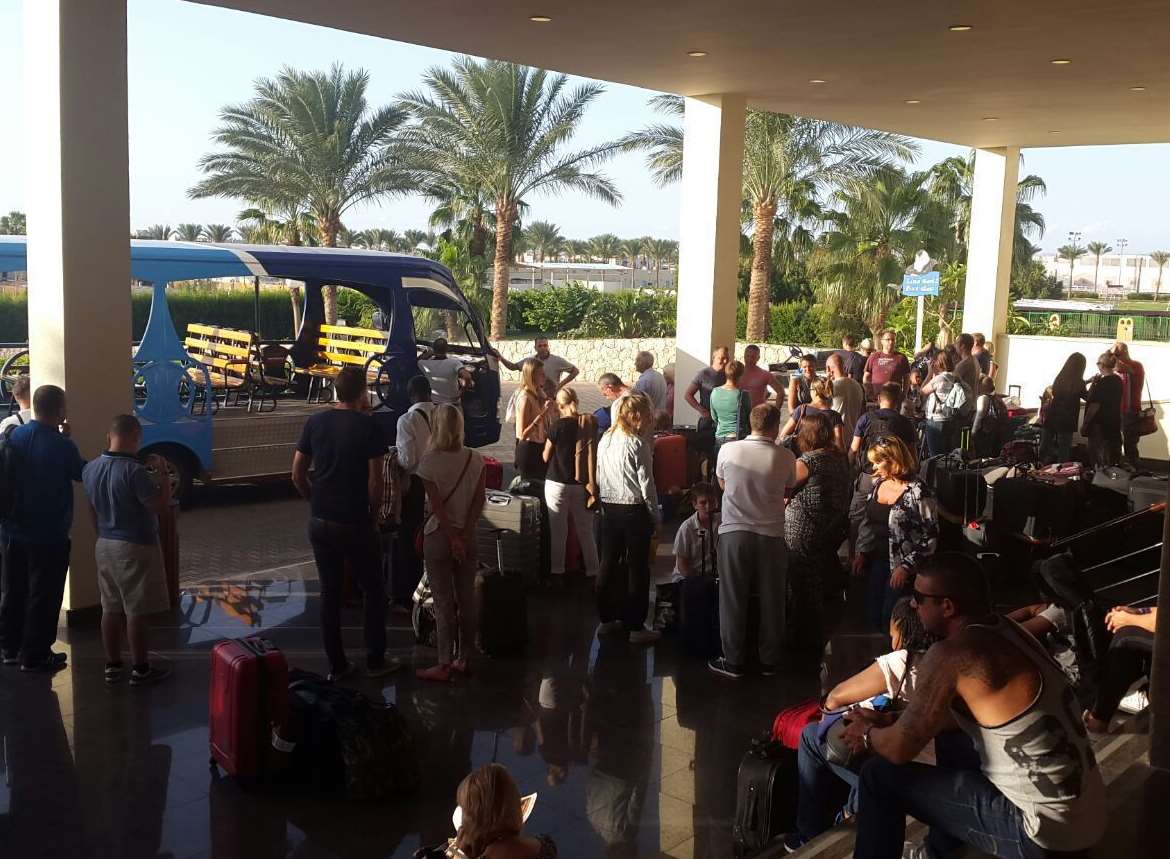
<box><xmin>82</xmin><ymin>414</ymin><xmax>172</xmax><ymax>686</ymax></box>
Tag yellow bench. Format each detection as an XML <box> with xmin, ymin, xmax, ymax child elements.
<box><xmin>184</xmin><ymin>324</ymin><xmax>256</xmax><ymax>410</ymax></box>
<box><xmin>295</xmin><ymin>323</ymin><xmax>388</xmax><ymax>402</ymax></box>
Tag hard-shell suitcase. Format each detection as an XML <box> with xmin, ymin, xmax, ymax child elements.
<box><xmin>483</xmin><ymin>455</ymin><xmax>503</xmax><ymax>490</ymax></box>
<box><xmin>1129</xmin><ymin>474</ymin><xmax>1168</xmax><ymax>512</ymax></box>
<box><xmin>209</xmin><ymin>636</ymin><xmax>290</xmax><ymax>780</ymax></box>
<box><xmin>477</xmin><ymin>489</ymin><xmax>544</xmax><ymax>584</ymax></box>
<box><xmin>732</xmin><ymin>738</ymin><xmax>798</xmax><ymax>857</ymax></box>
<box><xmin>679</xmin><ymin>529</ymin><xmax>719</xmax><ymax>658</ymax></box>
<box><xmin>653</xmin><ymin>432</ymin><xmax>688</xmax><ymax>496</ymax></box>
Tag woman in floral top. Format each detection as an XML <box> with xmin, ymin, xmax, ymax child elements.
<box><xmin>852</xmin><ymin>435</ymin><xmax>938</xmax><ymax>630</ymax></box>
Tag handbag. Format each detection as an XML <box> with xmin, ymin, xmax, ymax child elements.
<box><xmin>1136</xmin><ymin>380</ymin><xmax>1158</xmax><ymax>437</ymax></box>
<box><xmin>415</xmin><ymin>450</ymin><xmax>473</xmax><ymax>554</ymax></box>
<box><xmin>820</xmin><ymin>654</ymin><xmax>912</xmax><ymax>770</ymax></box>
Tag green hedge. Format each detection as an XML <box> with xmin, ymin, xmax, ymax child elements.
<box><xmin>507</xmin><ymin>284</ymin><xmax>676</xmax><ymax>338</ymax></box>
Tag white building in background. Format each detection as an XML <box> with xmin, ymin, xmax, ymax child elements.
<box><xmin>499</xmin><ymin>261</ymin><xmax>677</xmax><ymax>293</ymax></box>
<box><xmin>1041</xmin><ymin>252</ymin><xmax>1170</xmax><ymax>296</ymax></box>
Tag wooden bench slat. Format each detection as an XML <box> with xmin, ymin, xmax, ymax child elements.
<box><xmin>319</xmin><ymin>323</ymin><xmax>388</xmax><ymax>341</ymax></box>
<box><xmin>188</xmin><ymin>323</ymin><xmax>255</xmax><ymax>344</ymax></box>
<box><xmin>316</xmin><ymin>351</ymin><xmax>371</xmax><ymax>366</ymax></box>
<box><xmin>184</xmin><ymin>337</ymin><xmax>252</xmax><ymax>359</ymax></box>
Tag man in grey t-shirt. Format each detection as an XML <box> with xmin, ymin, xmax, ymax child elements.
<box><xmin>492</xmin><ymin>336</ymin><xmax>579</xmax><ymax>398</ymax></box>
<box><xmin>683</xmin><ymin>345</ymin><xmax>730</xmax><ymax>419</ymax></box>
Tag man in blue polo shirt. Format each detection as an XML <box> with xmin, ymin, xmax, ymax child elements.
<box><xmin>0</xmin><ymin>385</ymin><xmax>85</xmax><ymax>672</ymax></box>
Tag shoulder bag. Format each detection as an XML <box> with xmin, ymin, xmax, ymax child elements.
<box><xmin>415</xmin><ymin>450</ymin><xmax>473</xmax><ymax>554</ymax></box>
<box><xmin>1136</xmin><ymin>379</ymin><xmax>1158</xmax><ymax>437</ymax></box>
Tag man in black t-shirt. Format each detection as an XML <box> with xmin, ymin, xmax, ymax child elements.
<box><xmin>292</xmin><ymin>367</ymin><xmax>398</xmax><ymax>680</ymax></box>
<box><xmin>1082</xmin><ymin>352</ymin><xmax>1123</xmax><ymax>468</ymax></box>
<box><xmin>834</xmin><ymin>334</ymin><xmax>867</xmax><ymax>385</ymax></box>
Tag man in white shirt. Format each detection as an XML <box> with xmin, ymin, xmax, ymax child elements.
<box><xmin>598</xmin><ymin>373</ymin><xmax>632</xmax><ymax>426</ymax></box>
<box><xmin>0</xmin><ymin>376</ymin><xmax>32</xmax><ymax>433</ymax></box>
<box><xmin>390</xmin><ymin>375</ymin><xmax>436</xmax><ymax>609</ymax></box>
<box><xmin>418</xmin><ymin>338</ymin><xmax>471</xmax><ymax>406</ymax></box>
<box><xmin>492</xmin><ymin>337</ymin><xmax>579</xmax><ymax>398</ymax></box>
<box><xmin>632</xmin><ymin>351</ymin><xmax>668</xmax><ymax>412</ymax></box>
<box><xmin>710</xmin><ymin>403</ymin><xmax>796</xmax><ymax>678</ymax></box>
<box><xmin>826</xmin><ymin>353</ymin><xmax>865</xmax><ymax>439</ymax></box>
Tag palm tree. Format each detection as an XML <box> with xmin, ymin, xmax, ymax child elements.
<box><xmin>190</xmin><ymin>64</ymin><xmax>415</xmax><ymax>322</ymax></box>
<box><xmin>175</xmin><ymin>223</ymin><xmax>205</xmax><ymax>242</ymax></box>
<box><xmin>587</xmin><ymin>233</ymin><xmax>622</xmax><ymax>263</ymax></box>
<box><xmin>1085</xmin><ymin>241</ymin><xmax>1112</xmax><ymax>290</ymax></box>
<box><xmin>1057</xmin><ymin>243</ymin><xmax>1087</xmax><ymax>298</ymax></box>
<box><xmin>203</xmin><ymin>224</ymin><xmax>235</xmax><ymax>243</ymax></box>
<box><xmin>814</xmin><ymin>167</ymin><xmax>945</xmax><ymax>337</ymax></box>
<box><xmin>397</xmin><ymin>57</ymin><xmax>622</xmax><ymax>339</ymax></box>
<box><xmin>337</xmin><ymin>227</ymin><xmax>358</xmax><ymax>248</ymax></box>
<box><xmin>927</xmin><ymin>151</ymin><xmax>1047</xmax><ymax>268</ymax></box>
<box><xmin>619</xmin><ymin>237</ymin><xmax>646</xmax><ymax>288</ymax></box>
<box><xmin>567</xmin><ymin>239</ymin><xmax>590</xmax><ymax>263</ymax></box>
<box><xmin>625</xmin><ymin>97</ymin><xmax>914</xmax><ymax>339</ymax></box>
<box><xmin>135</xmin><ymin>225</ymin><xmax>175</xmax><ymax>240</ymax></box>
<box><xmin>1149</xmin><ymin>250</ymin><xmax>1170</xmax><ymax>299</ymax></box>
<box><xmin>523</xmin><ymin>221</ymin><xmax>565</xmax><ymax>262</ymax></box>
<box><xmin>0</xmin><ymin>211</ymin><xmax>26</xmax><ymax>235</ymax></box>
<box><xmin>403</xmin><ymin>229</ymin><xmax>429</xmax><ymax>254</ymax></box>
<box><xmin>643</xmin><ymin>237</ymin><xmax>678</xmax><ymax>288</ymax></box>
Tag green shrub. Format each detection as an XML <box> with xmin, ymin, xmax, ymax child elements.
<box><xmin>579</xmin><ymin>290</ymin><xmax>676</xmax><ymax>338</ymax></box>
<box><xmin>520</xmin><ymin>283</ymin><xmax>596</xmax><ymax>335</ymax></box>
<box><xmin>336</xmin><ymin>287</ymin><xmax>376</xmax><ymax>329</ymax></box>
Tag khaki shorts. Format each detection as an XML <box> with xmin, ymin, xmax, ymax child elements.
<box><xmin>95</xmin><ymin>538</ymin><xmax>170</xmax><ymax>617</ymax></box>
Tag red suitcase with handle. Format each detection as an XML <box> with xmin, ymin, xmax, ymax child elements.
<box><xmin>653</xmin><ymin>432</ymin><xmax>688</xmax><ymax>496</ymax></box>
<box><xmin>209</xmin><ymin>636</ymin><xmax>291</xmax><ymax>780</ymax></box>
<box><xmin>483</xmin><ymin>455</ymin><xmax>503</xmax><ymax>490</ymax></box>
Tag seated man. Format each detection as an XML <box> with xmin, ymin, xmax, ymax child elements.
<box><xmin>844</xmin><ymin>552</ymin><xmax>1106</xmax><ymax>859</ymax></box>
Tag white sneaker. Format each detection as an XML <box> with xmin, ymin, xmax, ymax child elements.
<box><xmin>628</xmin><ymin>628</ymin><xmax>661</xmax><ymax>645</ymax></box>
<box><xmin>1118</xmin><ymin>687</ymin><xmax>1150</xmax><ymax>715</ymax></box>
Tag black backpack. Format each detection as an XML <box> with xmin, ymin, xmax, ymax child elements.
<box><xmin>0</xmin><ymin>417</ymin><xmax>26</xmax><ymax>522</ymax></box>
<box><xmin>859</xmin><ymin>411</ymin><xmax>896</xmax><ymax>471</ymax></box>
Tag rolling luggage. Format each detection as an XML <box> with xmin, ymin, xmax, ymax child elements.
<box><xmin>991</xmin><ymin>474</ymin><xmax>1085</xmax><ymax>543</ymax></box>
<box><xmin>653</xmin><ymin>432</ymin><xmax>688</xmax><ymax>495</ymax></box>
<box><xmin>678</xmin><ymin>528</ymin><xmax>720</xmax><ymax>658</ymax></box>
<box><xmin>477</xmin><ymin>489</ymin><xmax>544</xmax><ymax>585</ymax></box>
<box><xmin>1129</xmin><ymin>474</ymin><xmax>1168</xmax><ymax>512</ymax></box>
<box><xmin>476</xmin><ymin>566</ymin><xmax>528</xmax><ymax>657</ymax></box>
<box><xmin>209</xmin><ymin>636</ymin><xmax>291</xmax><ymax>781</ymax></box>
<box><xmin>732</xmin><ymin>738</ymin><xmax>798</xmax><ymax>857</ymax></box>
<box><xmin>483</xmin><ymin>455</ymin><xmax>503</xmax><ymax>490</ymax></box>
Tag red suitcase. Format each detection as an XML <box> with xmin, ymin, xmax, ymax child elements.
<box><xmin>483</xmin><ymin>455</ymin><xmax>503</xmax><ymax>490</ymax></box>
<box><xmin>653</xmin><ymin>432</ymin><xmax>688</xmax><ymax>496</ymax></box>
<box><xmin>209</xmin><ymin>636</ymin><xmax>290</xmax><ymax>780</ymax></box>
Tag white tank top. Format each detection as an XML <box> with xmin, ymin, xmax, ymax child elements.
<box><xmin>949</xmin><ymin>617</ymin><xmax>1106</xmax><ymax>851</ymax></box>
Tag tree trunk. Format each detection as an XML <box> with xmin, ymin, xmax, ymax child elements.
<box><xmin>1094</xmin><ymin>258</ymin><xmax>1100</xmax><ymax>289</ymax></box>
<box><xmin>320</xmin><ymin>214</ymin><xmax>340</xmax><ymax>325</ymax></box>
<box><xmin>747</xmin><ymin>202</ymin><xmax>778</xmax><ymax>342</ymax></box>
<box><xmin>490</xmin><ymin>203</ymin><xmax>514</xmax><ymax>340</ymax></box>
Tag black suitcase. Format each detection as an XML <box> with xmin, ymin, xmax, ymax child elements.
<box><xmin>678</xmin><ymin>528</ymin><xmax>719</xmax><ymax>658</ymax></box>
<box><xmin>992</xmin><ymin>475</ymin><xmax>1084</xmax><ymax>542</ymax></box>
<box><xmin>732</xmin><ymin>738</ymin><xmax>797</xmax><ymax>857</ymax></box>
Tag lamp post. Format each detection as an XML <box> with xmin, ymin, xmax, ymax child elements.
<box><xmin>1067</xmin><ymin>231</ymin><xmax>1082</xmax><ymax>290</ymax></box>
<box><xmin>1117</xmin><ymin>238</ymin><xmax>1129</xmax><ymax>288</ymax></box>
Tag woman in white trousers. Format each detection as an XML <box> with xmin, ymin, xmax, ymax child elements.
<box><xmin>542</xmin><ymin>388</ymin><xmax>600</xmax><ymax>578</ymax></box>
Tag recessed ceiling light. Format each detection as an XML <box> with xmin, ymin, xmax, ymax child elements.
<box><xmin>528</xmin><ymin>15</ymin><xmax>551</xmax><ymax>22</ymax></box>
<box><xmin>905</xmin><ymin>99</ymin><xmax>921</xmax><ymax>104</ymax></box>
<box><xmin>948</xmin><ymin>24</ymin><xmax>973</xmax><ymax>32</ymax></box>
<box><xmin>808</xmin><ymin>79</ymin><xmax>826</xmax><ymax>84</ymax></box>
<box><xmin>1130</xmin><ymin>86</ymin><xmax>1147</xmax><ymax>92</ymax></box>
<box><xmin>1050</xmin><ymin>58</ymin><xmax>1072</xmax><ymax>65</ymax></box>
<box><xmin>686</xmin><ymin>50</ymin><xmax>708</xmax><ymax>57</ymax></box>
<box><xmin>982</xmin><ymin>116</ymin><xmax>999</xmax><ymax>121</ymax></box>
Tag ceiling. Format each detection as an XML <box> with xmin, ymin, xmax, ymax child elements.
<box><xmin>195</xmin><ymin>0</ymin><xmax>1170</xmax><ymax>148</ymax></box>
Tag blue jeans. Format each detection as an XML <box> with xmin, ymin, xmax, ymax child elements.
<box><xmin>795</xmin><ymin>721</ymin><xmax>859</xmax><ymax>843</ymax></box>
<box><xmin>924</xmin><ymin>419</ymin><xmax>951</xmax><ymax>458</ymax></box>
<box><xmin>854</xmin><ymin>732</ymin><xmax>1085</xmax><ymax>859</ymax></box>
<box><xmin>864</xmin><ymin>555</ymin><xmax>904</xmax><ymax>632</ymax></box>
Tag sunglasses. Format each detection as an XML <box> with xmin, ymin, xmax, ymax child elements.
<box><xmin>912</xmin><ymin>589</ymin><xmax>950</xmax><ymax>605</ymax></box>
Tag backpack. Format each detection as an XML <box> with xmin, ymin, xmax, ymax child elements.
<box><xmin>0</xmin><ymin>418</ymin><xmax>25</xmax><ymax>522</ymax></box>
<box><xmin>859</xmin><ymin>410</ymin><xmax>896</xmax><ymax>470</ymax></box>
<box><xmin>981</xmin><ymin>395</ymin><xmax>1011</xmax><ymax>444</ymax></box>
<box><xmin>938</xmin><ymin>378</ymin><xmax>972</xmax><ymax>420</ymax></box>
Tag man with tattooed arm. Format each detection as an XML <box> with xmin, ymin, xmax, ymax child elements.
<box><xmin>842</xmin><ymin>552</ymin><xmax>1106</xmax><ymax>859</ymax></box>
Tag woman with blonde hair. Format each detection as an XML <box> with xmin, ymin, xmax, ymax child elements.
<box><xmin>596</xmin><ymin>393</ymin><xmax>660</xmax><ymax>645</ymax></box>
<box><xmin>443</xmin><ymin>763</ymin><xmax>556</xmax><ymax>858</ymax></box>
<box><xmin>415</xmin><ymin>404</ymin><xmax>486</xmax><ymax>682</ymax></box>
<box><xmin>779</xmin><ymin>377</ymin><xmax>846</xmax><ymax>451</ymax></box>
<box><xmin>850</xmin><ymin>435</ymin><xmax>938</xmax><ymax>631</ymax></box>
<box><xmin>514</xmin><ymin>358</ymin><xmax>552</xmax><ymax>480</ymax></box>
<box><xmin>542</xmin><ymin>387</ymin><xmax>600</xmax><ymax>580</ymax></box>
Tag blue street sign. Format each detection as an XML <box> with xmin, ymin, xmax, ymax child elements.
<box><xmin>901</xmin><ymin>270</ymin><xmax>940</xmax><ymax>297</ymax></box>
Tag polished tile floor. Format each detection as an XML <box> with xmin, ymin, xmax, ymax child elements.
<box><xmin>0</xmin><ymin>575</ymin><xmax>824</xmax><ymax>859</ymax></box>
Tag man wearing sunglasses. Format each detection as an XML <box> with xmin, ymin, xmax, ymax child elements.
<box><xmin>843</xmin><ymin>552</ymin><xmax>1105</xmax><ymax>859</ymax></box>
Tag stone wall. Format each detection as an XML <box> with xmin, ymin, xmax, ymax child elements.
<box><xmin>492</xmin><ymin>337</ymin><xmax>809</xmax><ymax>385</ymax></box>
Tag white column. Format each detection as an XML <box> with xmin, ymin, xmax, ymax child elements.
<box><xmin>961</xmin><ymin>146</ymin><xmax>1019</xmax><ymax>387</ymax></box>
<box><xmin>673</xmin><ymin>94</ymin><xmax>745</xmax><ymax>426</ymax></box>
<box><xmin>24</xmin><ymin>0</ymin><xmax>132</xmax><ymax>614</ymax></box>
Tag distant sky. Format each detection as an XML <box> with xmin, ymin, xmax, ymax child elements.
<box><xmin>1</xmin><ymin>0</ymin><xmax>1169</xmax><ymax>254</ymax></box>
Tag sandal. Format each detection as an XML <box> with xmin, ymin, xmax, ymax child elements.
<box><xmin>416</xmin><ymin>663</ymin><xmax>453</xmax><ymax>683</ymax></box>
